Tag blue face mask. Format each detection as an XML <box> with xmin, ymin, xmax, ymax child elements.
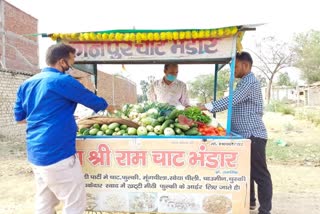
<box><xmin>166</xmin><ymin>74</ymin><xmax>177</xmax><ymax>82</ymax></box>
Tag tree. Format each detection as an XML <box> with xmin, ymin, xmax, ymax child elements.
<box><xmin>139</xmin><ymin>80</ymin><xmax>149</xmax><ymax>102</ymax></box>
<box><xmin>188</xmin><ymin>70</ymin><xmax>230</xmax><ymax>103</ymax></box>
<box><xmin>249</xmin><ymin>36</ymin><xmax>294</xmax><ymax>103</ymax></box>
<box><xmin>293</xmin><ymin>30</ymin><xmax>320</xmax><ymax>84</ymax></box>
<box><xmin>256</xmin><ymin>74</ymin><xmax>267</xmax><ymax>87</ymax></box>
<box><xmin>188</xmin><ymin>74</ymin><xmax>214</xmax><ymax>103</ymax></box>
<box><xmin>277</xmin><ymin>72</ymin><xmax>294</xmax><ymax>86</ymax></box>
<box><xmin>139</xmin><ymin>75</ymin><xmax>155</xmax><ymax>103</ymax></box>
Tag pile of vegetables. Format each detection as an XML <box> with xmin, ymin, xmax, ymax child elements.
<box><xmin>198</xmin><ymin>124</ymin><xmax>226</xmax><ymax>136</ymax></box>
<box><xmin>78</xmin><ymin>102</ymin><xmax>226</xmax><ymax>137</ymax></box>
<box><xmin>78</xmin><ymin>122</ymin><xmax>140</xmax><ymax>136</ymax></box>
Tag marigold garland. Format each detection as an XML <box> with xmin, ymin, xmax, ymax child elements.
<box><xmin>49</xmin><ymin>27</ymin><xmax>239</xmax><ymax>43</ymax></box>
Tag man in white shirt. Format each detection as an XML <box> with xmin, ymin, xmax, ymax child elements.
<box><xmin>148</xmin><ymin>64</ymin><xmax>190</xmax><ymax>107</ymax></box>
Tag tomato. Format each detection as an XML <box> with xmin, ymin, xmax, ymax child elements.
<box><xmin>218</xmin><ymin>131</ymin><xmax>226</xmax><ymax>136</ymax></box>
<box><xmin>218</xmin><ymin>127</ymin><xmax>225</xmax><ymax>131</ymax></box>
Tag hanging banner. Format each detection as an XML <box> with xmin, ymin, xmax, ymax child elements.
<box><xmin>76</xmin><ymin>138</ymin><xmax>250</xmax><ymax>214</ymax></box>
<box><xmin>71</xmin><ymin>37</ymin><xmax>235</xmax><ymax>63</ymax></box>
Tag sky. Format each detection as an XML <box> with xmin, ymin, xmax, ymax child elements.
<box><xmin>6</xmin><ymin>0</ymin><xmax>320</xmax><ymax>91</ymax></box>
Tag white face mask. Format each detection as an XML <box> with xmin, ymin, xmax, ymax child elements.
<box><xmin>65</xmin><ymin>67</ymin><xmax>73</xmax><ymax>75</ymax></box>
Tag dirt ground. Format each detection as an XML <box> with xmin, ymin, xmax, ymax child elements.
<box><xmin>0</xmin><ymin>112</ymin><xmax>320</xmax><ymax>214</ymax></box>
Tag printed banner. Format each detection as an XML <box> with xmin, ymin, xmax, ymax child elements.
<box><xmin>71</xmin><ymin>37</ymin><xmax>235</xmax><ymax>62</ymax></box>
<box><xmin>76</xmin><ymin>138</ymin><xmax>250</xmax><ymax>214</ymax></box>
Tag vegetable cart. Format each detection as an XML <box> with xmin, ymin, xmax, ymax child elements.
<box><xmin>43</xmin><ymin>24</ymin><xmax>259</xmax><ymax>214</ymax></box>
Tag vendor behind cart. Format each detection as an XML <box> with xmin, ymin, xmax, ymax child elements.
<box><xmin>147</xmin><ymin>63</ymin><xmax>190</xmax><ymax>108</ymax></box>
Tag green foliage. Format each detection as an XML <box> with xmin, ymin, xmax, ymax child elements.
<box><xmin>265</xmin><ymin>101</ymin><xmax>295</xmax><ymax>115</ymax></box>
<box><xmin>139</xmin><ymin>80</ymin><xmax>149</xmax><ymax>102</ymax></box>
<box><xmin>277</xmin><ymin>72</ymin><xmax>296</xmax><ymax>86</ymax></box>
<box><xmin>180</xmin><ymin>106</ymin><xmax>211</xmax><ymax>124</ymax></box>
<box><xmin>139</xmin><ymin>75</ymin><xmax>155</xmax><ymax>103</ymax></box>
<box><xmin>295</xmin><ymin>108</ymin><xmax>320</xmax><ymax>126</ymax></box>
<box><xmin>266</xmin><ymin>138</ymin><xmax>320</xmax><ymax>164</ymax></box>
<box><xmin>293</xmin><ymin>30</ymin><xmax>320</xmax><ymax>84</ymax></box>
<box><xmin>188</xmin><ymin>69</ymin><xmax>230</xmax><ymax>102</ymax></box>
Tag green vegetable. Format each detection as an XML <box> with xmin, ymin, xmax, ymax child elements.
<box><xmin>169</xmin><ymin>124</ymin><xmax>175</xmax><ymax>129</ymax></box>
<box><xmin>105</xmin><ymin>129</ymin><xmax>114</xmax><ymax>135</ymax></box>
<box><xmin>168</xmin><ymin>109</ymin><xmax>181</xmax><ymax>120</ymax></box>
<box><xmin>146</xmin><ymin>125</ymin><xmax>154</xmax><ymax>132</ymax></box>
<box><xmin>100</xmin><ymin>124</ymin><xmax>109</xmax><ymax>131</ymax></box>
<box><xmin>118</xmin><ymin>130</ymin><xmax>126</xmax><ymax>135</ymax></box>
<box><xmin>141</xmin><ymin>117</ymin><xmax>157</xmax><ymax>126</ymax></box>
<box><xmin>83</xmin><ymin>129</ymin><xmax>90</xmax><ymax>136</ymax></box>
<box><xmin>114</xmin><ymin>127</ymin><xmax>120</xmax><ymax>132</ymax></box>
<box><xmin>154</xmin><ymin>125</ymin><xmax>162</xmax><ymax>135</ymax></box>
<box><xmin>174</xmin><ymin>123</ymin><xmax>190</xmax><ymax>131</ymax></box>
<box><xmin>96</xmin><ymin>131</ymin><xmax>104</xmax><ymax>136</ymax></box>
<box><xmin>120</xmin><ymin>124</ymin><xmax>128</xmax><ymax>130</ymax></box>
<box><xmin>108</xmin><ymin>123</ymin><xmax>120</xmax><ymax>130</ymax></box>
<box><xmin>164</xmin><ymin>127</ymin><xmax>175</xmax><ymax>136</ymax></box>
<box><xmin>92</xmin><ymin>124</ymin><xmax>101</xmax><ymax>129</ymax></box>
<box><xmin>185</xmin><ymin>127</ymin><xmax>199</xmax><ymax>135</ymax></box>
<box><xmin>175</xmin><ymin>118</ymin><xmax>179</xmax><ymax>123</ymax></box>
<box><xmin>160</xmin><ymin>119</ymin><xmax>173</xmax><ymax>133</ymax></box>
<box><xmin>151</xmin><ymin>120</ymin><xmax>160</xmax><ymax>127</ymax></box>
<box><xmin>157</xmin><ymin>116</ymin><xmax>165</xmax><ymax>123</ymax></box>
<box><xmin>147</xmin><ymin>108</ymin><xmax>159</xmax><ymax>115</ymax></box>
<box><xmin>180</xmin><ymin>107</ymin><xmax>211</xmax><ymax>124</ymax></box>
<box><xmin>137</xmin><ymin>126</ymin><xmax>148</xmax><ymax>136</ymax></box>
<box><xmin>79</xmin><ymin>128</ymin><xmax>89</xmax><ymax>134</ymax></box>
<box><xmin>89</xmin><ymin>128</ymin><xmax>99</xmax><ymax>135</ymax></box>
<box><xmin>127</xmin><ymin>127</ymin><xmax>137</xmax><ymax>135</ymax></box>
<box><xmin>174</xmin><ymin>127</ymin><xmax>182</xmax><ymax>135</ymax></box>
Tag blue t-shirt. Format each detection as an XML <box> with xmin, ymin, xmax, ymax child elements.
<box><xmin>14</xmin><ymin>67</ymin><xmax>108</xmax><ymax>166</ymax></box>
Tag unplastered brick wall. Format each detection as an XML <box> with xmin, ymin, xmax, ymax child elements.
<box><xmin>97</xmin><ymin>71</ymin><xmax>137</xmax><ymax>111</ymax></box>
<box><xmin>0</xmin><ymin>0</ymin><xmax>39</xmax><ymax>73</ymax></box>
<box><xmin>67</xmin><ymin>69</ymin><xmax>137</xmax><ymax>111</ymax></box>
<box><xmin>0</xmin><ymin>69</ymin><xmax>32</xmax><ymax>142</ymax></box>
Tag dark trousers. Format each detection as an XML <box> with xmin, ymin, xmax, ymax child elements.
<box><xmin>250</xmin><ymin>136</ymin><xmax>273</xmax><ymax>214</ymax></box>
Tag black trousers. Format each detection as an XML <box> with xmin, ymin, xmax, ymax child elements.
<box><xmin>250</xmin><ymin>136</ymin><xmax>273</xmax><ymax>214</ymax></box>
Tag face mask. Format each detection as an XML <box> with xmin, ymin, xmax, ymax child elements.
<box><xmin>65</xmin><ymin>67</ymin><xmax>73</xmax><ymax>75</ymax></box>
<box><xmin>166</xmin><ymin>74</ymin><xmax>177</xmax><ymax>82</ymax></box>
<box><xmin>62</xmin><ymin>59</ymin><xmax>71</xmax><ymax>73</ymax></box>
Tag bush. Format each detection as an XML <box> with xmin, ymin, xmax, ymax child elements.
<box><xmin>265</xmin><ymin>101</ymin><xmax>295</xmax><ymax>115</ymax></box>
<box><xmin>295</xmin><ymin>108</ymin><xmax>320</xmax><ymax>126</ymax></box>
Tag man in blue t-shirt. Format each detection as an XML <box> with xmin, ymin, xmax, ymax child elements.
<box><xmin>14</xmin><ymin>43</ymin><xmax>108</xmax><ymax>214</ymax></box>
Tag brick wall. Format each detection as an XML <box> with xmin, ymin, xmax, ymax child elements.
<box><xmin>0</xmin><ymin>0</ymin><xmax>39</xmax><ymax>73</ymax></box>
<box><xmin>0</xmin><ymin>69</ymin><xmax>32</xmax><ymax>142</ymax></box>
<box><xmin>97</xmin><ymin>71</ymin><xmax>137</xmax><ymax>111</ymax></box>
<box><xmin>68</xmin><ymin>69</ymin><xmax>138</xmax><ymax>109</ymax></box>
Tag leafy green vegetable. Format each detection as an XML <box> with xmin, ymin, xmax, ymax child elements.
<box><xmin>180</xmin><ymin>107</ymin><xmax>211</xmax><ymax>124</ymax></box>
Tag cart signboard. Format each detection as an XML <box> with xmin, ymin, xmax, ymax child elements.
<box><xmin>77</xmin><ymin>138</ymin><xmax>250</xmax><ymax>214</ymax></box>
<box><xmin>70</xmin><ymin>37</ymin><xmax>235</xmax><ymax>63</ymax></box>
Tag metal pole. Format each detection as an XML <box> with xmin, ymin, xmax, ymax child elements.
<box><xmin>112</xmin><ymin>74</ymin><xmax>115</xmax><ymax>106</ymax></box>
<box><xmin>226</xmin><ymin>57</ymin><xmax>235</xmax><ymax>135</ymax></box>
<box><xmin>93</xmin><ymin>64</ymin><xmax>98</xmax><ymax>95</ymax></box>
<box><xmin>213</xmin><ymin>64</ymin><xmax>219</xmax><ymax>118</ymax></box>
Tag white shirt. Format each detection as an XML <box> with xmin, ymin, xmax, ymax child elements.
<box><xmin>147</xmin><ymin>78</ymin><xmax>190</xmax><ymax>107</ymax></box>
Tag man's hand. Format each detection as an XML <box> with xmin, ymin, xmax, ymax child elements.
<box><xmin>198</xmin><ymin>104</ymin><xmax>208</xmax><ymax>111</ymax></box>
<box><xmin>17</xmin><ymin>119</ymin><xmax>26</xmax><ymax>124</ymax></box>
